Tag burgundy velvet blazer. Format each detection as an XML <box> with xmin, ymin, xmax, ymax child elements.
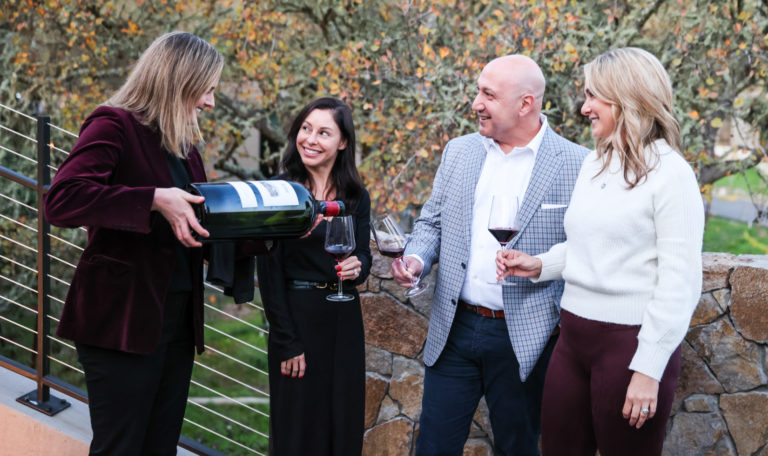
<box><xmin>44</xmin><ymin>106</ymin><xmax>258</xmax><ymax>355</ymax></box>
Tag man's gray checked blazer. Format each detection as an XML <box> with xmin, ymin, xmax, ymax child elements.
<box><xmin>405</xmin><ymin>129</ymin><xmax>588</xmax><ymax>381</ymax></box>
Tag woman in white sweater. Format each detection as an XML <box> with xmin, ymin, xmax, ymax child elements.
<box><xmin>496</xmin><ymin>47</ymin><xmax>704</xmax><ymax>456</ymax></box>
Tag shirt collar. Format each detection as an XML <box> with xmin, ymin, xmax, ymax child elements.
<box><xmin>480</xmin><ymin>114</ymin><xmax>549</xmax><ymax>158</ymax></box>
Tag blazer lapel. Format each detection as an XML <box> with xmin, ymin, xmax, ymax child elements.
<box><xmin>514</xmin><ymin>129</ymin><xmax>563</xmax><ymax>244</ymax></box>
<box><xmin>464</xmin><ymin>135</ymin><xmax>487</xmax><ymax>251</ymax></box>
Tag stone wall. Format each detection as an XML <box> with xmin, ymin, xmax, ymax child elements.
<box><xmin>358</xmin><ymin>246</ymin><xmax>768</xmax><ymax>456</ymax></box>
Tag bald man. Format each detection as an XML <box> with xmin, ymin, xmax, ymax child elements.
<box><xmin>392</xmin><ymin>55</ymin><xmax>589</xmax><ymax>454</ymax></box>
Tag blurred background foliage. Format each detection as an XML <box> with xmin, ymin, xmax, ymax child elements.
<box><xmin>2</xmin><ymin>0</ymin><xmax>768</xmax><ymax>217</ymax></box>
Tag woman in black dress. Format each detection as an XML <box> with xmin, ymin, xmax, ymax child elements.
<box><xmin>256</xmin><ymin>97</ymin><xmax>371</xmax><ymax>455</ymax></box>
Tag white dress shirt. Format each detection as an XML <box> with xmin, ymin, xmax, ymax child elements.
<box><xmin>459</xmin><ymin>116</ymin><xmax>548</xmax><ymax>310</ymax></box>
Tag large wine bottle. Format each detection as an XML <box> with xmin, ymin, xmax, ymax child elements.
<box><xmin>188</xmin><ymin>180</ymin><xmax>344</xmax><ymax>241</ymax></box>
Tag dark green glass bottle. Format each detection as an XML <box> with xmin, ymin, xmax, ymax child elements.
<box><xmin>188</xmin><ymin>180</ymin><xmax>344</xmax><ymax>241</ymax></box>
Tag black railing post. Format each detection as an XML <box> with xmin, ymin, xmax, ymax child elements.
<box><xmin>16</xmin><ymin>114</ymin><xmax>70</xmax><ymax>416</ymax></box>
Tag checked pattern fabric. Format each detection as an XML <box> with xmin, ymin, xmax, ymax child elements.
<box><xmin>405</xmin><ymin>130</ymin><xmax>589</xmax><ymax>380</ymax></box>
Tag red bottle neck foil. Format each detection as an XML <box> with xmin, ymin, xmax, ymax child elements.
<box><xmin>324</xmin><ymin>201</ymin><xmax>342</xmax><ymax>216</ymax></box>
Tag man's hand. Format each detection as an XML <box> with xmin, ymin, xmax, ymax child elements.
<box><xmin>152</xmin><ymin>187</ymin><xmax>209</xmax><ymax>247</ymax></box>
<box><xmin>391</xmin><ymin>255</ymin><xmax>423</xmax><ymax>288</ymax></box>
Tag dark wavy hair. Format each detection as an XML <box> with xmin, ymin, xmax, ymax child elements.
<box><xmin>279</xmin><ymin>97</ymin><xmax>363</xmax><ymax>206</ymax></box>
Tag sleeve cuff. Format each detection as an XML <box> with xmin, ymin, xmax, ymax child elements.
<box><xmin>533</xmin><ymin>250</ymin><xmax>565</xmax><ymax>282</ymax></box>
<box><xmin>628</xmin><ymin>341</ymin><xmax>675</xmax><ymax>382</ymax></box>
<box><xmin>407</xmin><ymin>254</ymin><xmax>425</xmax><ymax>268</ymax></box>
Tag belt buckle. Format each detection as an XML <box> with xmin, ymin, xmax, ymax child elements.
<box><xmin>314</xmin><ymin>282</ymin><xmax>339</xmax><ymax>291</ymax></box>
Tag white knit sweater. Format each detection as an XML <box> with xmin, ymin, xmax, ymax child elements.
<box><xmin>536</xmin><ymin>139</ymin><xmax>704</xmax><ymax>381</ymax></box>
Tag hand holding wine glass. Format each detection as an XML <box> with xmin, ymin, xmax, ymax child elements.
<box><xmin>496</xmin><ymin>249</ymin><xmax>542</xmax><ymax>280</ymax></box>
<box><xmin>488</xmin><ymin>195</ymin><xmax>521</xmax><ymax>285</ymax></box>
<box><xmin>325</xmin><ymin>215</ymin><xmax>356</xmax><ymax>302</ymax></box>
<box><xmin>373</xmin><ymin>215</ymin><xmax>428</xmax><ymax>297</ymax></box>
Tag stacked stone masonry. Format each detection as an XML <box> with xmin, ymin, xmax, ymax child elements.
<box><xmin>358</xmin><ymin>244</ymin><xmax>768</xmax><ymax>455</ymax></box>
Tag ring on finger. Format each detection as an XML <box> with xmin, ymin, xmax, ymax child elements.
<box><xmin>640</xmin><ymin>407</ymin><xmax>650</xmax><ymax>415</ymax></box>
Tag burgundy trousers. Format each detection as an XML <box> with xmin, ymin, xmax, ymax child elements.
<box><xmin>541</xmin><ymin>309</ymin><xmax>681</xmax><ymax>456</ymax></box>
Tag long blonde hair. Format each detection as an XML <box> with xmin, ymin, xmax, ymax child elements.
<box><xmin>106</xmin><ymin>31</ymin><xmax>223</xmax><ymax>157</ymax></box>
<box><xmin>583</xmin><ymin>47</ymin><xmax>681</xmax><ymax>188</ymax></box>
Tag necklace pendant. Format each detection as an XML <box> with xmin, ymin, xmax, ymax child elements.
<box><xmin>600</xmin><ymin>182</ymin><xmax>606</xmax><ymax>189</ymax></box>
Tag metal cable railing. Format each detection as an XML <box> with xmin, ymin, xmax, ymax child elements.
<box><xmin>0</xmin><ymin>104</ymin><xmax>272</xmax><ymax>454</ymax></box>
<box><xmin>0</xmin><ymin>295</ymin><xmax>38</xmax><ymax>315</ymax></box>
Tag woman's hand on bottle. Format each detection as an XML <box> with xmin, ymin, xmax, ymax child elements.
<box><xmin>495</xmin><ymin>249</ymin><xmax>542</xmax><ymax>280</ymax></box>
<box><xmin>301</xmin><ymin>214</ymin><xmax>324</xmax><ymax>238</ymax></box>
<box><xmin>336</xmin><ymin>255</ymin><xmax>362</xmax><ymax>281</ymax></box>
<box><xmin>152</xmin><ymin>187</ymin><xmax>209</xmax><ymax>247</ymax></box>
<box><xmin>281</xmin><ymin>353</ymin><xmax>305</xmax><ymax>379</ymax></box>
<box><xmin>622</xmin><ymin>371</ymin><xmax>659</xmax><ymax>429</ymax></box>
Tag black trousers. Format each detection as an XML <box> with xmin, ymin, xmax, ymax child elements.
<box><xmin>76</xmin><ymin>292</ymin><xmax>195</xmax><ymax>456</ymax></box>
<box><xmin>268</xmin><ymin>288</ymin><xmax>365</xmax><ymax>456</ymax></box>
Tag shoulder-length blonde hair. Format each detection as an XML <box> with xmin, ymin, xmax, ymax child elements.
<box><xmin>106</xmin><ymin>31</ymin><xmax>223</xmax><ymax>157</ymax></box>
<box><xmin>584</xmin><ymin>47</ymin><xmax>681</xmax><ymax>188</ymax></box>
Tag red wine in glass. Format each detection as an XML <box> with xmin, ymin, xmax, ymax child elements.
<box><xmin>324</xmin><ymin>216</ymin><xmax>356</xmax><ymax>302</ymax></box>
<box><xmin>378</xmin><ymin>246</ymin><xmax>405</xmax><ymax>258</ymax></box>
<box><xmin>325</xmin><ymin>244</ymin><xmax>354</xmax><ymax>260</ymax></box>
<box><xmin>488</xmin><ymin>195</ymin><xmax>521</xmax><ymax>284</ymax></box>
<box><xmin>488</xmin><ymin>228</ymin><xmax>519</xmax><ymax>247</ymax></box>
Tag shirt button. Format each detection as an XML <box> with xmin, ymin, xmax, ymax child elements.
<box><xmin>461</xmin><ymin>263</ymin><xmax>466</xmax><ymax>269</ymax></box>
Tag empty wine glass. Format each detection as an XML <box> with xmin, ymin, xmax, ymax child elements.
<box><xmin>488</xmin><ymin>195</ymin><xmax>521</xmax><ymax>285</ymax></box>
<box><xmin>324</xmin><ymin>215</ymin><xmax>356</xmax><ymax>302</ymax></box>
<box><xmin>371</xmin><ymin>214</ymin><xmax>428</xmax><ymax>297</ymax></box>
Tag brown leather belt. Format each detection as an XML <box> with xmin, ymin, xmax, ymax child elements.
<box><xmin>458</xmin><ymin>301</ymin><xmax>561</xmax><ymax>337</ymax></box>
<box><xmin>459</xmin><ymin>300</ymin><xmax>505</xmax><ymax>319</ymax></box>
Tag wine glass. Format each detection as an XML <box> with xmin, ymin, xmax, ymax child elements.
<box><xmin>371</xmin><ymin>214</ymin><xmax>428</xmax><ymax>297</ymax></box>
<box><xmin>324</xmin><ymin>215</ymin><xmax>356</xmax><ymax>302</ymax></box>
<box><xmin>488</xmin><ymin>195</ymin><xmax>521</xmax><ymax>285</ymax></box>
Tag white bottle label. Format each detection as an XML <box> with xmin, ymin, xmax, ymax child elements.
<box><xmin>228</xmin><ymin>181</ymin><xmax>259</xmax><ymax>208</ymax></box>
<box><xmin>251</xmin><ymin>180</ymin><xmax>299</xmax><ymax>207</ymax></box>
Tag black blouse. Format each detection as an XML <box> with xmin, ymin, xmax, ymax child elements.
<box><xmin>256</xmin><ymin>189</ymin><xmax>372</xmax><ymax>360</ymax></box>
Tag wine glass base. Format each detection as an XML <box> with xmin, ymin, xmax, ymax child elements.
<box><xmin>488</xmin><ymin>280</ymin><xmax>517</xmax><ymax>285</ymax></box>
<box><xmin>326</xmin><ymin>293</ymin><xmax>356</xmax><ymax>302</ymax></box>
<box><xmin>405</xmin><ymin>283</ymin><xmax>429</xmax><ymax>297</ymax></box>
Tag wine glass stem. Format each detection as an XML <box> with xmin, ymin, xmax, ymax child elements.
<box><xmin>335</xmin><ymin>260</ymin><xmax>344</xmax><ymax>297</ymax></box>
<box><xmin>398</xmin><ymin>256</ymin><xmax>419</xmax><ymax>288</ymax></box>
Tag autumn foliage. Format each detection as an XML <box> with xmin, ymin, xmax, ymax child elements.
<box><xmin>3</xmin><ymin>0</ymin><xmax>768</xmax><ymax>215</ymax></box>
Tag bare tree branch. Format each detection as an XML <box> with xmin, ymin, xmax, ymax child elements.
<box><xmin>213</xmin><ymin>161</ymin><xmax>267</xmax><ymax>180</ymax></box>
<box><xmin>698</xmin><ymin>154</ymin><xmax>762</xmax><ymax>186</ymax></box>
<box><xmin>634</xmin><ymin>0</ymin><xmax>666</xmax><ymax>32</ymax></box>
<box><xmin>215</xmin><ymin>93</ymin><xmax>285</xmax><ymax>145</ymax></box>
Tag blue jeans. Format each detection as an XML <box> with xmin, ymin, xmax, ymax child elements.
<box><xmin>416</xmin><ymin>305</ymin><xmax>556</xmax><ymax>456</ymax></box>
